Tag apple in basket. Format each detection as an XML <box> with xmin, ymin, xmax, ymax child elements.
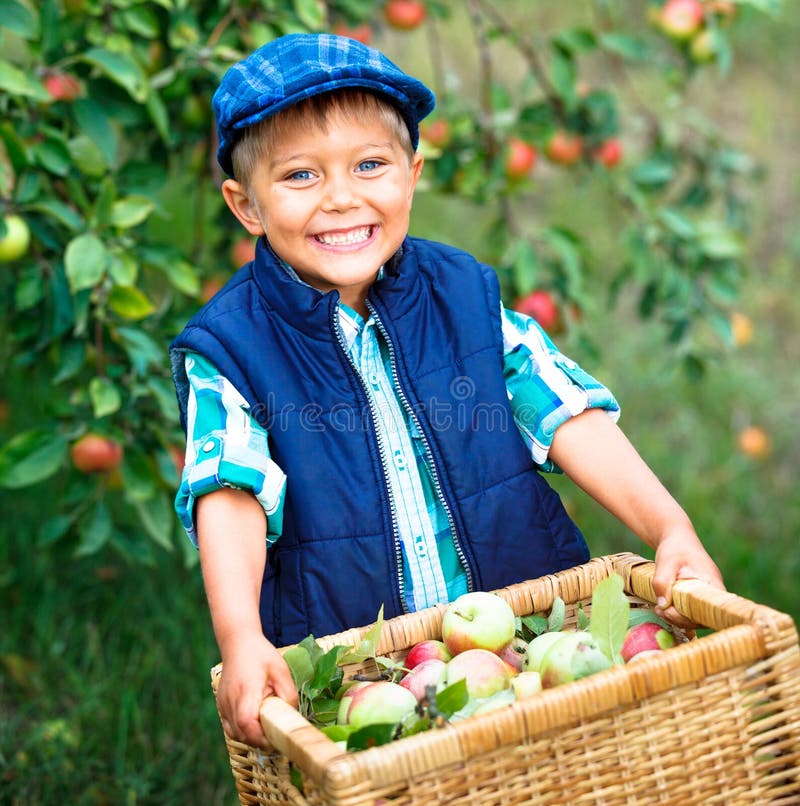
<box><xmin>539</xmin><ymin>631</ymin><xmax>612</xmax><ymax>688</ymax></box>
<box><xmin>621</xmin><ymin>622</ymin><xmax>676</xmax><ymax>662</ymax></box>
<box><xmin>441</xmin><ymin>591</ymin><xmax>516</xmax><ymax>655</ymax></box>
<box><xmin>442</xmin><ymin>648</ymin><xmax>512</xmax><ymax>699</ymax></box>
<box><xmin>404</xmin><ymin>639</ymin><xmax>452</xmax><ymax>669</ymax></box>
<box><xmin>399</xmin><ymin>658</ymin><xmax>447</xmax><ymax>702</ymax></box>
<box><xmin>336</xmin><ymin>681</ymin><xmax>418</xmax><ymax>729</ymax></box>
<box><xmin>522</xmin><ymin>631</ymin><xmax>567</xmax><ymax>674</ymax></box>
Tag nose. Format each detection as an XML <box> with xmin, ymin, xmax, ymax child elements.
<box><xmin>320</xmin><ymin>170</ymin><xmax>360</xmax><ymax>213</ymax></box>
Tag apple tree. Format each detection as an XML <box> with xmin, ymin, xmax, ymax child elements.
<box><xmin>0</xmin><ymin>0</ymin><xmax>778</xmax><ymax>563</ymax></box>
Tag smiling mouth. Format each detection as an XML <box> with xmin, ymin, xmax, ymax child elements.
<box><xmin>313</xmin><ymin>226</ymin><xmax>374</xmax><ymax>246</ymax></box>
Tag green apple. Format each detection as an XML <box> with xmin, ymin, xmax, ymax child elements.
<box><xmin>0</xmin><ymin>215</ymin><xmax>31</xmax><ymax>263</ymax></box>
<box><xmin>441</xmin><ymin>591</ymin><xmax>516</xmax><ymax>655</ymax></box>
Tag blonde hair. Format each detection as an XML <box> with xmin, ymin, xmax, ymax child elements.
<box><xmin>231</xmin><ymin>89</ymin><xmax>414</xmax><ymax>189</ymax></box>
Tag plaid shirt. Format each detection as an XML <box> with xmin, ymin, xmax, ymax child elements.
<box><xmin>175</xmin><ymin>303</ymin><xmax>619</xmax><ymax>612</ymax></box>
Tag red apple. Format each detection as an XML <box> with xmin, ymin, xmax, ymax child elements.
<box><xmin>70</xmin><ymin>434</ymin><xmax>124</xmax><ymax>474</ymax></box>
<box><xmin>441</xmin><ymin>591</ymin><xmax>516</xmax><ymax>655</ymax></box>
<box><xmin>44</xmin><ymin>72</ymin><xmax>82</xmax><ymax>102</ymax></box>
<box><xmin>621</xmin><ymin>622</ymin><xmax>676</xmax><ymax>663</ymax></box>
<box><xmin>497</xmin><ymin>636</ymin><xmax>527</xmax><ymax>673</ymax></box>
<box><xmin>659</xmin><ymin>0</ymin><xmax>704</xmax><ymax>40</ymax></box>
<box><xmin>336</xmin><ymin>680</ymin><xmax>417</xmax><ymax>728</ymax></box>
<box><xmin>332</xmin><ymin>22</ymin><xmax>373</xmax><ymax>45</ymax></box>
<box><xmin>384</xmin><ymin>0</ymin><xmax>427</xmax><ymax>30</ymax></box>
<box><xmin>443</xmin><ymin>648</ymin><xmax>512</xmax><ymax>699</ymax></box>
<box><xmin>593</xmin><ymin>138</ymin><xmax>623</xmax><ymax>168</ymax></box>
<box><xmin>545</xmin><ymin>130</ymin><xmax>583</xmax><ymax>166</ymax></box>
<box><xmin>0</xmin><ymin>215</ymin><xmax>31</xmax><ymax>263</ymax></box>
<box><xmin>512</xmin><ymin>289</ymin><xmax>562</xmax><ymax>334</ymax></box>
<box><xmin>511</xmin><ymin>670</ymin><xmax>542</xmax><ymax>700</ymax></box>
<box><xmin>399</xmin><ymin>658</ymin><xmax>447</xmax><ymax>702</ymax></box>
<box><xmin>504</xmin><ymin>137</ymin><xmax>538</xmax><ymax>181</ymax></box>
<box><xmin>230</xmin><ymin>236</ymin><xmax>256</xmax><ymax>268</ymax></box>
<box><xmin>420</xmin><ymin>118</ymin><xmax>452</xmax><ymax>148</ymax></box>
<box><xmin>405</xmin><ymin>639</ymin><xmax>452</xmax><ymax>670</ymax></box>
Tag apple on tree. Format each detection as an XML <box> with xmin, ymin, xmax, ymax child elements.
<box><xmin>331</xmin><ymin>22</ymin><xmax>373</xmax><ymax>45</ymax></box>
<box><xmin>544</xmin><ymin>130</ymin><xmax>583</xmax><ymax>166</ymax></box>
<box><xmin>504</xmin><ymin>137</ymin><xmax>538</xmax><ymax>181</ymax></box>
<box><xmin>384</xmin><ymin>0</ymin><xmax>427</xmax><ymax>31</ymax></box>
<box><xmin>0</xmin><ymin>215</ymin><xmax>31</xmax><ymax>263</ymax></box>
<box><xmin>230</xmin><ymin>236</ymin><xmax>256</xmax><ymax>268</ymax></box>
<box><xmin>659</xmin><ymin>0</ymin><xmax>704</xmax><ymax>41</ymax></box>
<box><xmin>512</xmin><ymin>289</ymin><xmax>562</xmax><ymax>334</ymax></box>
<box><xmin>70</xmin><ymin>434</ymin><xmax>124</xmax><ymax>474</ymax></box>
<box><xmin>592</xmin><ymin>138</ymin><xmax>623</xmax><ymax>168</ymax></box>
<box><xmin>441</xmin><ymin>591</ymin><xmax>516</xmax><ymax>655</ymax></box>
<box><xmin>44</xmin><ymin>71</ymin><xmax>81</xmax><ymax>102</ymax></box>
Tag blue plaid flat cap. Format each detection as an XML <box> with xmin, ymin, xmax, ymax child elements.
<box><xmin>213</xmin><ymin>33</ymin><xmax>436</xmax><ymax>176</ymax></box>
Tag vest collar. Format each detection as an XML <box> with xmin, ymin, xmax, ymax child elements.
<box><xmin>250</xmin><ymin>236</ymin><xmax>421</xmax><ymax>335</ymax></box>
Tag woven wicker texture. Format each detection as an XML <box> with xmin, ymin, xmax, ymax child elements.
<box><xmin>210</xmin><ymin>553</ymin><xmax>800</xmax><ymax>805</ymax></box>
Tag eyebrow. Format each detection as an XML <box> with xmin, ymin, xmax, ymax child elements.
<box><xmin>270</xmin><ymin>141</ymin><xmax>398</xmax><ymax>170</ymax></box>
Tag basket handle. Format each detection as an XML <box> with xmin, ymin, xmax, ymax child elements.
<box><xmin>259</xmin><ymin>696</ymin><xmax>348</xmax><ymax>780</ymax></box>
<box><xmin>618</xmin><ymin>554</ymin><xmax>797</xmax><ymax>651</ymax></box>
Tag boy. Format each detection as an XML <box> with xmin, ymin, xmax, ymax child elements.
<box><xmin>170</xmin><ymin>33</ymin><xmax>724</xmax><ymax>747</ymax></box>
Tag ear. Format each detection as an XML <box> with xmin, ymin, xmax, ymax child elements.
<box><xmin>407</xmin><ymin>152</ymin><xmax>424</xmax><ymax>202</ymax></box>
<box><xmin>221</xmin><ymin>179</ymin><xmax>266</xmax><ymax>237</ymax></box>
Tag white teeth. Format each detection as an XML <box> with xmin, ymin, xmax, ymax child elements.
<box><xmin>315</xmin><ymin>226</ymin><xmax>372</xmax><ymax>245</ymax></box>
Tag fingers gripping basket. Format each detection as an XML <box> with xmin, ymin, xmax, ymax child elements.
<box><xmin>210</xmin><ymin>553</ymin><xmax>800</xmax><ymax>805</ymax></box>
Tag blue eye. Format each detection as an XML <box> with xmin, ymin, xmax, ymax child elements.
<box><xmin>287</xmin><ymin>169</ymin><xmax>312</xmax><ymax>181</ymax></box>
<box><xmin>356</xmin><ymin>160</ymin><xmax>381</xmax><ymax>172</ymax></box>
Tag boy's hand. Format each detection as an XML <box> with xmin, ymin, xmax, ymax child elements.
<box><xmin>217</xmin><ymin>632</ymin><xmax>298</xmax><ymax>747</ymax></box>
<box><xmin>653</xmin><ymin>528</ymin><xmax>725</xmax><ymax>628</ymax></box>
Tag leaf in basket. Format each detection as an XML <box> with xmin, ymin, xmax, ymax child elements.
<box><xmin>283</xmin><ymin>646</ymin><xmax>315</xmax><ymax>689</ymax></box>
<box><xmin>430</xmin><ymin>678</ymin><xmax>468</xmax><ymax>719</ymax></box>
<box><xmin>308</xmin><ymin>646</ymin><xmax>345</xmax><ymax>696</ymax></box>
<box><xmin>338</xmin><ymin>605</ymin><xmax>384</xmax><ymax>664</ymax></box>
<box><xmin>289</xmin><ymin>764</ymin><xmax>304</xmax><ymax>793</ymax></box>
<box><xmin>589</xmin><ymin>573</ymin><xmax>629</xmax><ymax>665</ymax></box>
<box><xmin>548</xmin><ymin>596</ymin><xmax>566</xmax><ymax>632</ymax></box>
<box><xmin>308</xmin><ymin>696</ymin><xmax>341</xmax><ymax>725</ymax></box>
<box><xmin>577</xmin><ymin>602</ymin><xmax>591</xmax><ymax>631</ymax></box>
<box><xmin>521</xmin><ymin>613</ymin><xmax>548</xmax><ymax>638</ymax></box>
<box><xmin>320</xmin><ymin>724</ymin><xmax>354</xmax><ymax>743</ymax></box>
<box><xmin>346</xmin><ymin>722</ymin><xmax>397</xmax><ymax>751</ymax></box>
<box><xmin>628</xmin><ymin>608</ymin><xmax>671</xmax><ymax>629</ymax></box>
<box><xmin>298</xmin><ymin>634</ymin><xmax>324</xmax><ymax>665</ymax></box>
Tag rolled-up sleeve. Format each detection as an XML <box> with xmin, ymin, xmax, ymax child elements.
<box><xmin>174</xmin><ymin>352</ymin><xmax>286</xmax><ymax>547</ymax></box>
<box><xmin>502</xmin><ymin>305</ymin><xmax>620</xmax><ymax>472</ymax></box>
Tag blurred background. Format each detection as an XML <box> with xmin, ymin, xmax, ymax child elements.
<box><xmin>0</xmin><ymin>1</ymin><xmax>797</xmax><ymax>803</ymax></box>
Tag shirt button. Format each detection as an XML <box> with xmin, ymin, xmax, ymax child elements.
<box><xmin>202</xmin><ymin>440</ymin><xmax>216</xmax><ymax>453</ymax></box>
<box><xmin>393</xmin><ymin>450</ymin><xmax>406</xmax><ymax>471</ymax></box>
<box><xmin>369</xmin><ymin>372</ymin><xmax>380</xmax><ymax>387</ymax></box>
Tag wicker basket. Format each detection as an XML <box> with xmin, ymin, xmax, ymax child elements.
<box><xmin>210</xmin><ymin>553</ymin><xmax>800</xmax><ymax>805</ymax></box>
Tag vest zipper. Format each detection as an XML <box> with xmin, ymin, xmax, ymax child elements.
<box><xmin>366</xmin><ymin>300</ymin><xmax>476</xmax><ymax>595</ymax></box>
<box><xmin>331</xmin><ymin>303</ymin><xmax>409</xmax><ymax>615</ymax></box>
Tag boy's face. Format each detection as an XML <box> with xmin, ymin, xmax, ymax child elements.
<box><xmin>224</xmin><ymin>106</ymin><xmax>424</xmax><ymax>313</ymax></box>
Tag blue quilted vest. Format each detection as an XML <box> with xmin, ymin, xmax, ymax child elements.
<box><xmin>171</xmin><ymin>236</ymin><xmax>589</xmax><ymax>646</ymax></box>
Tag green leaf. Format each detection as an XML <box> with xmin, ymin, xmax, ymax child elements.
<box><xmin>108</xmin><ymin>252</ymin><xmax>138</xmax><ymax>286</ymax></box>
<box><xmin>26</xmin><ymin>199</ymin><xmax>84</xmax><ymax>232</ymax></box>
<box><xmin>346</xmin><ymin>723</ymin><xmax>397</xmax><ymax>751</ymax></box>
<box><xmin>162</xmin><ymin>259</ymin><xmax>200</xmax><ymax>296</ymax></box>
<box><xmin>589</xmin><ymin>573</ymin><xmax>629</xmax><ymax>665</ymax></box>
<box><xmin>89</xmin><ymin>376</ymin><xmax>121</xmax><ymax>418</ymax></box>
<box><xmin>309</xmin><ymin>647</ymin><xmax>345</xmax><ymax>696</ymax></box>
<box><xmin>598</xmin><ymin>32</ymin><xmax>652</xmax><ymax>62</ymax></box>
<box><xmin>68</xmin><ymin>134</ymin><xmax>108</xmax><ymax>177</ymax></box>
<box><xmin>75</xmin><ymin>502</ymin><xmax>112</xmax><ymax>557</ymax></box>
<box><xmin>284</xmin><ymin>646</ymin><xmax>315</xmax><ymax>690</ymax></box>
<box><xmin>521</xmin><ymin>613</ymin><xmax>547</xmax><ymax>637</ymax></box>
<box><xmin>553</xmin><ymin>27</ymin><xmax>596</xmax><ymax>55</ymax></box>
<box><xmin>146</xmin><ymin>86</ymin><xmax>170</xmax><ymax>144</ymax></box>
<box><xmin>697</xmin><ymin>221</ymin><xmax>744</xmax><ymax>260</ymax></box>
<box><xmin>319</xmin><ymin>724</ymin><xmax>353</xmax><ymax>743</ymax></box>
<box><xmin>120</xmin><ymin>449</ymin><xmax>157</xmax><ymax>502</ymax></box>
<box><xmin>339</xmin><ymin>606</ymin><xmax>383</xmax><ymax>664</ymax></box>
<box><xmin>432</xmin><ymin>678</ymin><xmax>468</xmax><ymax>718</ymax></box>
<box><xmin>82</xmin><ymin>48</ymin><xmax>148</xmax><ymax>103</ymax></box>
<box><xmin>630</xmin><ymin>158</ymin><xmax>676</xmax><ymax>188</ymax></box>
<box><xmin>133</xmin><ymin>493</ymin><xmax>174</xmax><ymax>552</ymax></box>
<box><xmin>108</xmin><ymin>285</ymin><xmax>155</xmax><ymax>320</ymax></box>
<box><xmin>0</xmin><ymin>0</ymin><xmax>39</xmax><ymax>39</ymax></box>
<box><xmin>64</xmin><ymin>233</ymin><xmax>108</xmax><ymax>292</ymax></box>
<box><xmin>73</xmin><ymin>99</ymin><xmax>118</xmax><ymax>168</ymax></box>
<box><xmin>293</xmin><ymin>0</ymin><xmax>326</xmax><ymax>29</ymax></box>
<box><xmin>0</xmin><ymin>60</ymin><xmax>50</xmax><ymax>100</ymax></box>
<box><xmin>115</xmin><ymin>327</ymin><xmax>164</xmax><ymax>375</ymax></box>
<box><xmin>111</xmin><ymin>195</ymin><xmax>155</xmax><ymax>229</ymax></box>
<box><xmin>628</xmin><ymin>609</ymin><xmax>671</xmax><ymax>629</ymax></box>
<box><xmin>37</xmin><ymin>514</ymin><xmax>75</xmax><ymax>547</ymax></box>
<box><xmin>547</xmin><ymin>596</ymin><xmax>566</xmax><ymax>632</ymax></box>
<box><xmin>659</xmin><ymin>208</ymin><xmax>697</xmax><ymax>240</ymax></box>
<box><xmin>0</xmin><ymin>428</ymin><xmax>67</xmax><ymax>488</ymax></box>
<box><xmin>298</xmin><ymin>634</ymin><xmax>324</xmax><ymax>666</ymax></box>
